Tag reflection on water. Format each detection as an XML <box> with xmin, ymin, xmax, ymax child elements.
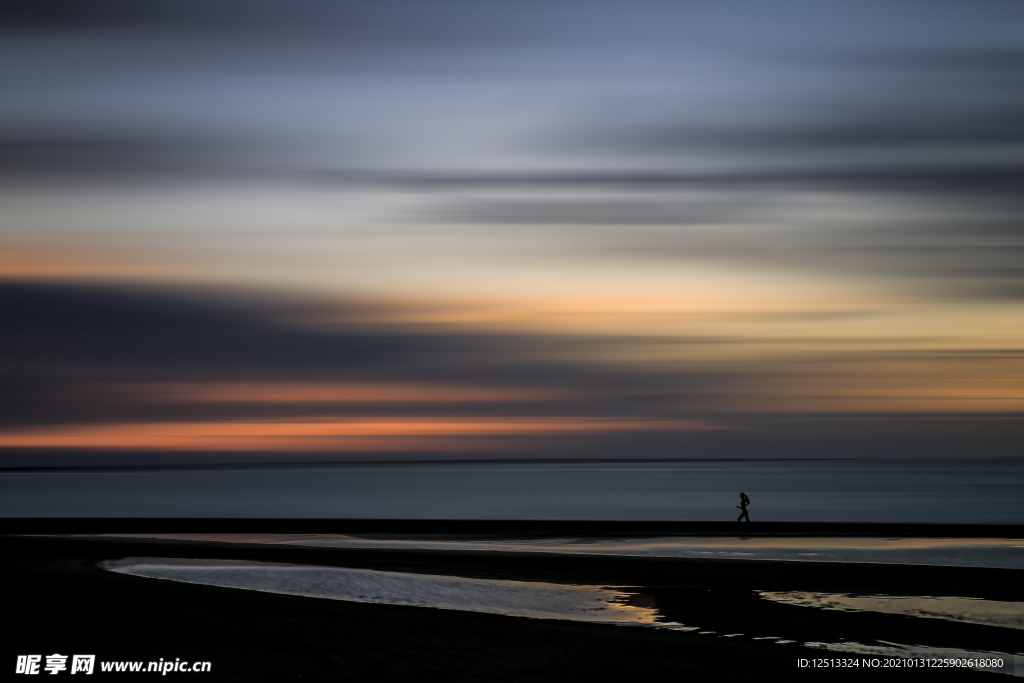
<box><xmin>104</xmin><ymin>557</ymin><xmax>687</xmax><ymax>628</ymax></box>
<box><xmin>105</xmin><ymin>557</ymin><xmax>1024</xmax><ymax>676</ymax></box>
<box><xmin>760</xmin><ymin>591</ymin><xmax>1024</xmax><ymax>630</ymax></box>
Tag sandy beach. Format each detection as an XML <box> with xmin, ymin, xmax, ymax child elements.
<box><xmin>4</xmin><ymin>532</ymin><xmax>1021</xmax><ymax>681</ymax></box>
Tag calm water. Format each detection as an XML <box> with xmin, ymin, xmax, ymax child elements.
<box><xmin>2</xmin><ymin>459</ymin><xmax>1022</xmax><ymax>522</ymax></box>
<box><xmin>105</xmin><ymin>558</ymin><xmax>667</xmax><ymax>627</ymax></box>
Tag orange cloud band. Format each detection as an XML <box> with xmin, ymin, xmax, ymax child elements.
<box><xmin>0</xmin><ymin>417</ymin><xmax>725</xmax><ymax>451</ymax></box>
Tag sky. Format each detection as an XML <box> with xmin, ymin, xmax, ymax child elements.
<box><xmin>2</xmin><ymin>0</ymin><xmax>1023</xmax><ymax>465</ymax></box>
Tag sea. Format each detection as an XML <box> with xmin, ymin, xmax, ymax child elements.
<box><xmin>1</xmin><ymin>458</ymin><xmax>1021</xmax><ymax>523</ymax></box>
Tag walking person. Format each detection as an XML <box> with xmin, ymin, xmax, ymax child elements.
<box><xmin>736</xmin><ymin>492</ymin><xmax>757</xmax><ymax>530</ymax></box>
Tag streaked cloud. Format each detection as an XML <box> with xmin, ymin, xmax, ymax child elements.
<box><xmin>2</xmin><ymin>0</ymin><xmax>1023</xmax><ymax>463</ymax></box>
<box><xmin>0</xmin><ymin>417</ymin><xmax>720</xmax><ymax>452</ymax></box>
<box><xmin>116</xmin><ymin>381</ymin><xmax>574</xmax><ymax>404</ymax></box>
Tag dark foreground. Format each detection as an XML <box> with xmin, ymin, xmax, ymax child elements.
<box><xmin>3</xmin><ymin>534</ymin><xmax>1021</xmax><ymax>681</ymax></box>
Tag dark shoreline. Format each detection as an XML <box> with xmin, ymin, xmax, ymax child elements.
<box><xmin>4</xmin><ymin>534</ymin><xmax>1021</xmax><ymax>681</ymax></box>
<box><xmin>5</xmin><ymin>518</ymin><xmax>1024</xmax><ymax>537</ymax></box>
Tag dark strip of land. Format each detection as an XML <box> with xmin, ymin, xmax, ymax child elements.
<box><xmin>3</xmin><ymin>535</ymin><xmax>1018</xmax><ymax>681</ymax></box>
<box><xmin>3</xmin><ymin>518</ymin><xmax>1023</xmax><ymax>537</ymax></box>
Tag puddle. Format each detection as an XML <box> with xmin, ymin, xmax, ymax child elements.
<box><xmin>763</xmin><ymin>590</ymin><xmax>1024</xmax><ymax>676</ymax></box>
<box><xmin>759</xmin><ymin>591</ymin><xmax>1024</xmax><ymax>630</ymax></box>
<box><xmin>104</xmin><ymin>557</ymin><xmax>689</xmax><ymax>628</ymax></box>
<box><xmin>103</xmin><ymin>557</ymin><xmax>1024</xmax><ymax>676</ymax></box>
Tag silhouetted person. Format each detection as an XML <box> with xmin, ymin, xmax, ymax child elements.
<box><xmin>736</xmin><ymin>492</ymin><xmax>756</xmax><ymax>529</ymax></box>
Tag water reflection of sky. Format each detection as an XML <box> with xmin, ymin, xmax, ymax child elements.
<box><xmin>104</xmin><ymin>557</ymin><xmax>675</xmax><ymax>627</ymax></box>
<box><xmin>759</xmin><ymin>591</ymin><xmax>1024</xmax><ymax>630</ymax></box>
<box><xmin>106</xmin><ymin>557</ymin><xmax>1024</xmax><ymax>676</ymax></box>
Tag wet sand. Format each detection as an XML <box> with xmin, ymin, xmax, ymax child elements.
<box><xmin>94</xmin><ymin>532</ymin><xmax>1024</xmax><ymax>569</ymax></box>
<box><xmin>4</xmin><ymin>533</ymin><xmax>1021</xmax><ymax>680</ymax></box>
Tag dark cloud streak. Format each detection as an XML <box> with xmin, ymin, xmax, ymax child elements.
<box><xmin>0</xmin><ymin>0</ymin><xmax>550</xmax><ymax>48</ymax></box>
<box><xmin>0</xmin><ymin>282</ymin><xmax>685</xmax><ymax>429</ymax></box>
<box><xmin>0</xmin><ymin>129</ymin><xmax>274</xmax><ymax>183</ymax></box>
<box><xmin>310</xmin><ymin>165</ymin><xmax>1024</xmax><ymax>197</ymax></box>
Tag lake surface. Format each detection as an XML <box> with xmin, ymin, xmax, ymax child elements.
<box><xmin>2</xmin><ymin>459</ymin><xmax>1022</xmax><ymax>523</ymax></box>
